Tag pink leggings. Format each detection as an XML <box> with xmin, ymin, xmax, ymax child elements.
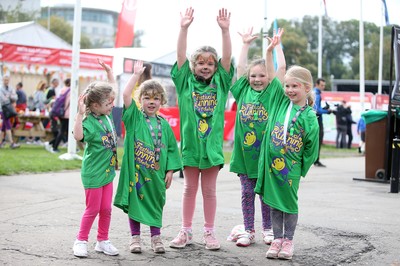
<box><xmin>76</xmin><ymin>182</ymin><xmax>113</xmax><ymax>241</ymax></box>
<box><xmin>182</xmin><ymin>166</ymin><xmax>219</xmax><ymax>230</ymax></box>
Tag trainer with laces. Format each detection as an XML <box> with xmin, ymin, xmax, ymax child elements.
<box><xmin>278</xmin><ymin>238</ymin><xmax>294</xmax><ymax>260</ymax></box>
<box><xmin>236</xmin><ymin>230</ymin><xmax>255</xmax><ymax>247</ymax></box>
<box><xmin>262</xmin><ymin>229</ymin><xmax>274</xmax><ymax>245</ymax></box>
<box><xmin>73</xmin><ymin>240</ymin><xmax>88</xmax><ymax>258</ymax></box>
<box><xmin>203</xmin><ymin>230</ymin><xmax>221</xmax><ymax>250</ymax></box>
<box><xmin>169</xmin><ymin>229</ymin><xmax>193</xmax><ymax>248</ymax></box>
<box><xmin>95</xmin><ymin>240</ymin><xmax>119</xmax><ymax>256</ymax></box>
<box><xmin>266</xmin><ymin>238</ymin><xmax>283</xmax><ymax>259</ymax></box>
<box><xmin>129</xmin><ymin>235</ymin><xmax>142</xmax><ymax>253</ymax></box>
<box><xmin>151</xmin><ymin>235</ymin><xmax>166</xmax><ymax>253</ymax></box>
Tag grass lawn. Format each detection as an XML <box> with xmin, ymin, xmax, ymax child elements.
<box><xmin>0</xmin><ymin>143</ymin><xmax>360</xmax><ymax>176</ymax></box>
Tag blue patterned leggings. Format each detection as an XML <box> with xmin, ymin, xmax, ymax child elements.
<box><xmin>239</xmin><ymin>174</ymin><xmax>272</xmax><ymax>231</ymax></box>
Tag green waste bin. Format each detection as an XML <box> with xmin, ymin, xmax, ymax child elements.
<box><xmin>362</xmin><ymin>110</ymin><xmax>388</xmax><ymax>179</ymax></box>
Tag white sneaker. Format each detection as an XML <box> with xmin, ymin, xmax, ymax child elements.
<box><xmin>262</xmin><ymin>229</ymin><xmax>274</xmax><ymax>245</ymax></box>
<box><xmin>94</xmin><ymin>240</ymin><xmax>119</xmax><ymax>256</ymax></box>
<box><xmin>44</xmin><ymin>142</ymin><xmax>53</xmax><ymax>152</ymax></box>
<box><xmin>73</xmin><ymin>239</ymin><xmax>88</xmax><ymax>257</ymax></box>
<box><xmin>236</xmin><ymin>230</ymin><xmax>255</xmax><ymax>247</ymax></box>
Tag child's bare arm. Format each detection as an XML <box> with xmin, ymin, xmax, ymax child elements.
<box><xmin>217</xmin><ymin>8</ymin><xmax>232</xmax><ymax>72</ymax></box>
<box><xmin>165</xmin><ymin>170</ymin><xmax>173</xmax><ymax>189</ymax></box>
<box><xmin>73</xmin><ymin>94</ymin><xmax>86</xmax><ymax>141</ymax></box>
<box><xmin>122</xmin><ymin>61</ymin><xmax>145</xmax><ymax>108</ymax></box>
<box><xmin>177</xmin><ymin>7</ymin><xmax>194</xmax><ymax>69</ymax></box>
<box><xmin>237</xmin><ymin>27</ymin><xmax>258</xmax><ymax>77</ymax></box>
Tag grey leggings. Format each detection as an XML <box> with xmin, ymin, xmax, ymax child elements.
<box><xmin>271</xmin><ymin>207</ymin><xmax>298</xmax><ymax>240</ymax></box>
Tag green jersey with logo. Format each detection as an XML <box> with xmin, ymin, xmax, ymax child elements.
<box><xmin>255</xmin><ymin>78</ymin><xmax>319</xmax><ymax>214</ymax></box>
<box><xmin>171</xmin><ymin>60</ymin><xmax>234</xmax><ymax>169</ymax></box>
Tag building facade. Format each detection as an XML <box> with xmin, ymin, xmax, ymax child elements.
<box><xmin>41</xmin><ymin>4</ymin><xmax>118</xmax><ymax>48</ymax></box>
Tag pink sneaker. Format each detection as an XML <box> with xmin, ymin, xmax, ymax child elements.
<box><xmin>203</xmin><ymin>230</ymin><xmax>220</xmax><ymax>250</ymax></box>
<box><xmin>169</xmin><ymin>229</ymin><xmax>193</xmax><ymax>248</ymax></box>
<box><xmin>278</xmin><ymin>238</ymin><xmax>294</xmax><ymax>260</ymax></box>
<box><xmin>266</xmin><ymin>238</ymin><xmax>283</xmax><ymax>259</ymax></box>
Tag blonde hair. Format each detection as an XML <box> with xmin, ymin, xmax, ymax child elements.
<box><xmin>245</xmin><ymin>58</ymin><xmax>266</xmax><ymax>79</ymax></box>
<box><xmin>189</xmin><ymin>46</ymin><xmax>218</xmax><ymax>72</ymax></box>
<box><xmin>83</xmin><ymin>81</ymin><xmax>115</xmax><ymax>115</ymax></box>
<box><xmin>137</xmin><ymin>80</ymin><xmax>167</xmax><ymax>105</ymax></box>
<box><xmin>284</xmin><ymin>65</ymin><xmax>314</xmax><ymax>107</ymax></box>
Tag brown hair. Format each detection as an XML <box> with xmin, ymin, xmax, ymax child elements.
<box><xmin>189</xmin><ymin>46</ymin><xmax>218</xmax><ymax>72</ymax></box>
<box><xmin>138</xmin><ymin>80</ymin><xmax>167</xmax><ymax>105</ymax></box>
<box><xmin>83</xmin><ymin>81</ymin><xmax>115</xmax><ymax>115</ymax></box>
<box><xmin>285</xmin><ymin>65</ymin><xmax>314</xmax><ymax>107</ymax></box>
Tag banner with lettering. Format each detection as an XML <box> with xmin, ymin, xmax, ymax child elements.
<box><xmin>0</xmin><ymin>43</ymin><xmax>113</xmax><ymax>69</ymax></box>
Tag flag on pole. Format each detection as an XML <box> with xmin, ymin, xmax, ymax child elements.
<box><xmin>115</xmin><ymin>0</ymin><xmax>137</xmax><ymax>48</ymax></box>
<box><xmin>321</xmin><ymin>0</ymin><xmax>328</xmax><ymax>16</ymax></box>
<box><xmin>382</xmin><ymin>0</ymin><xmax>390</xmax><ymax>25</ymax></box>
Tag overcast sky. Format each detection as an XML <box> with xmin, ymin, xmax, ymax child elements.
<box><xmin>41</xmin><ymin>0</ymin><xmax>400</xmax><ymax>59</ymax></box>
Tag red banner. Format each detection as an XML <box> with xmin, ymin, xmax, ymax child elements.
<box><xmin>0</xmin><ymin>43</ymin><xmax>113</xmax><ymax>69</ymax></box>
<box><xmin>121</xmin><ymin>107</ymin><xmax>236</xmax><ymax>142</ymax></box>
<box><xmin>115</xmin><ymin>0</ymin><xmax>137</xmax><ymax>48</ymax></box>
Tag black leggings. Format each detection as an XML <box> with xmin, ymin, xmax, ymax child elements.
<box><xmin>270</xmin><ymin>207</ymin><xmax>298</xmax><ymax>240</ymax></box>
<box><xmin>53</xmin><ymin>118</ymin><xmax>69</xmax><ymax>150</ymax></box>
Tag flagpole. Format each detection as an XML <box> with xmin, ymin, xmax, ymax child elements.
<box><xmin>359</xmin><ymin>0</ymin><xmax>365</xmax><ymax>111</ymax></box>
<box><xmin>378</xmin><ymin>0</ymin><xmax>385</xmax><ymax>95</ymax></box>
<box><xmin>59</xmin><ymin>0</ymin><xmax>82</xmax><ymax>161</ymax></box>
<box><xmin>318</xmin><ymin>0</ymin><xmax>323</xmax><ymax>78</ymax></box>
<box><xmin>263</xmin><ymin>0</ymin><xmax>268</xmax><ymax>56</ymax></box>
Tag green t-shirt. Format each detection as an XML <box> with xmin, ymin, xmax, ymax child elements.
<box><xmin>230</xmin><ymin>76</ymin><xmax>271</xmax><ymax>178</ymax></box>
<box><xmin>114</xmin><ymin>102</ymin><xmax>182</xmax><ymax>228</ymax></box>
<box><xmin>255</xmin><ymin>78</ymin><xmax>319</xmax><ymax>214</ymax></box>
<box><xmin>171</xmin><ymin>59</ymin><xmax>234</xmax><ymax>169</ymax></box>
<box><xmin>80</xmin><ymin>114</ymin><xmax>117</xmax><ymax>189</ymax></box>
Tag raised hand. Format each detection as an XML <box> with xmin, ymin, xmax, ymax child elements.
<box><xmin>238</xmin><ymin>27</ymin><xmax>258</xmax><ymax>45</ymax></box>
<box><xmin>97</xmin><ymin>58</ymin><xmax>112</xmax><ymax>73</ymax></box>
<box><xmin>217</xmin><ymin>8</ymin><xmax>230</xmax><ymax>30</ymax></box>
<box><xmin>133</xmin><ymin>60</ymin><xmax>146</xmax><ymax>76</ymax></box>
<box><xmin>180</xmin><ymin>7</ymin><xmax>194</xmax><ymax>29</ymax></box>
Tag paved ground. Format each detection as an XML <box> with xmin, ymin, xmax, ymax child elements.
<box><xmin>1</xmin><ymin>156</ymin><xmax>400</xmax><ymax>266</ymax></box>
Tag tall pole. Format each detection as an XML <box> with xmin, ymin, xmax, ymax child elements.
<box><xmin>378</xmin><ymin>1</ymin><xmax>384</xmax><ymax>95</ymax></box>
<box><xmin>59</xmin><ymin>0</ymin><xmax>82</xmax><ymax>160</ymax></box>
<box><xmin>359</xmin><ymin>0</ymin><xmax>365</xmax><ymax>112</ymax></box>
<box><xmin>262</xmin><ymin>0</ymin><xmax>268</xmax><ymax>57</ymax></box>
<box><xmin>318</xmin><ymin>1</ymin><xmax>323</xmax><ymax>78</ymax></box>
<box><xmin>47</xmin><ymin>6</ymin><xmax>50</xmax><ymax>30</ymax></box>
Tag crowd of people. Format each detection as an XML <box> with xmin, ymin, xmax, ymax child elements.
<box><xmin>0</xmin><ymin>7</ymin><xmax>368</xmax><ymax>262</ymax></box>
<box><xmin>0</xmin><ymin>75</ymin><xmax>71</xmax><ymax>152</ymax></box>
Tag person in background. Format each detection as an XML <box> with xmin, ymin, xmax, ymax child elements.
<box><xmin>0</xmin><ymin>75</ymin><xmax>20</xmax><ymax>149</ymax></box>
<box><xmin>345</xmin><ymin>104</ymin><xmax>356</xmax><ymax>149</ymax></box>
<box><xmin>51</xmin><ymin>78</ymin><xmax>71</xmax><ymax>153</ymax></box>
<box><xmin>334</xmin><ymin>101</ymin><xmax>350</xmax><ymax>149</ymax></box>
<box><xmin>72</xmin><ymin>59</ymin><xmax>119</xmax><ymax>258</ymax></box>
<box><xmin>33</xmin><ymin>80</ymin><xmax>47</xmax><ymax>113</ymax></box>
<box><xmin>169</xmin><ymin>7</ymin><xmax>234</xmax><ymax>251</ymax></box>
<box><xmin>357</xmin><ymin>116</ymin><xmax>366</xmax><ymax>154</ymax></box>
<box><xmin>45</xmin><ymin>78</ymin><xmax>59</xmax><ymax>104</ymax></box>
<box><xmin>15</xmin><ymin>82</ymin><xmax>27</xmax><ymax>112</ymax></box>
<box><xmin>228</xmin><ymin>27</ymin><xmax>285</xmax><ymax>247</ymax></box>
<box><xmin>114</xmin><ymin>60</ymin><xmax>181</xmax><ymax>254</ymax></box>
<box><xmin>312</xmin><ymin>78</ymin><xmax>331</xmax><ymax>167</ymax></box>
